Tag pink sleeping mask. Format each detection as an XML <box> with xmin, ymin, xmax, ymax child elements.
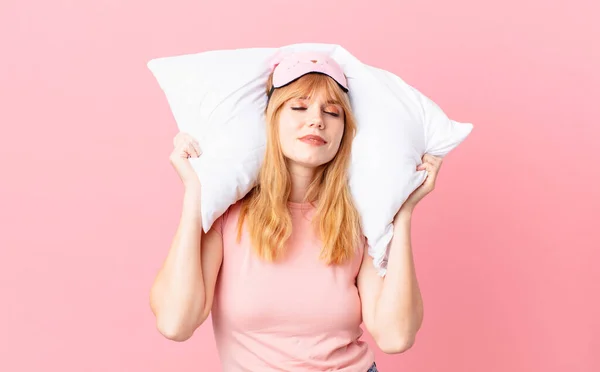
<box><xmin>267</xmin><ymin>51</ymin><xmax>349</xmax><ymax>99</ymax></box>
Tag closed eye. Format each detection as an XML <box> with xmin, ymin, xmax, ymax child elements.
<box><xmin>291</xmin><ymin>107</ymin><xmax>340</xmax><ymax>117</ymax></box>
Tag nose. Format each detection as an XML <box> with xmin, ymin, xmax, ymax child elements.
<box><xmin>307</xmin><ymin>114</ymin><xmax>325</xmax><ymax>129</ymax></box>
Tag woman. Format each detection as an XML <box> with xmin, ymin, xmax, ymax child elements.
<box><xmin>150</xmin><ymin>51</ymin><xmax>443</xmax><ymax>372</ymax></box>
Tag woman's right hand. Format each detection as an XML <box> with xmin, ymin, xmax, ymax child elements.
<box><xmin>169</xmin><ymin>132</ymin><xmax>202</xmax><ymax>189</ymax></box>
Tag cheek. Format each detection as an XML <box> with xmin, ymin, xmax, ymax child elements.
<box><xmin>277</xmin><ymin>117</ymin><xmax>298</xmax><ymax>153</ymax></box>
<box><xmin>329</xmin><ymin>122</ymin><xmax>345</xmax><ymax>149</ymax></box>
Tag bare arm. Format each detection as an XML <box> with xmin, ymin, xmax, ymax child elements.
<box><xmin>357</xmin><ymin>206</ymin><xmax>424</xmax><ymax>354</ymax></box>
<box><xmin>149</xmin><ymin>132</ymin><xmax>223</xmax><ymax>342</ymax></box>
<box><xmin>357</xmin><ymin>154</ymin><xmax>442</xmax><ymax>353</ymax></box>
<box><xmin>149</xmin><ymin>188</ymin><xmax>223</xmax><ymax>341</ymax></box>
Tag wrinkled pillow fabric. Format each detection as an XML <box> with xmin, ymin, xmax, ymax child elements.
<box><xmin>147</xmin><ymin>42</ymin><xmax>473</xmax><ymax>276</ymax></box>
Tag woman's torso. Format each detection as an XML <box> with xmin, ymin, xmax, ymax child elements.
<box><xmin>211</xmin><ymin>201</ymin><xmax>374</xmax><ymax>371</ymax></box>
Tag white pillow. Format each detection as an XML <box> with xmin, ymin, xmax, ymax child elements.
<box><xmin>147</xmin><ymin>42</ymin><xmax>473</xmax><ymax>276</ymax></box>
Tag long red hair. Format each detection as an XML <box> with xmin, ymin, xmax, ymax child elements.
<box><xmin>237</xmin><ymin>72</ymin><xmax>361</xmax><ymax>265</ymax></box>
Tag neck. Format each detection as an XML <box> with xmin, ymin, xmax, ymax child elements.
<box><xmin>287</xmin><ymin>162</ymin><xmax>315</xmax><ymax>203</ymax></box>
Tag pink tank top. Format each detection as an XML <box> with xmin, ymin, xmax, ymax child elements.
<box><xmin>211</xmin><ymin>201</ymin><xmax>374</xmax><ymax>371</ymax></box>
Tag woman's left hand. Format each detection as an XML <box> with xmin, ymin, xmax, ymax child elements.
<box><xmin>401</xmin><ymin>154</ymin><xmax>444</xmax><ymax>213</ymax></box>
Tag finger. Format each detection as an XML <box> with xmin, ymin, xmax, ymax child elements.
<box><xmin>176</xmin><ymin>142</ymin><xmax>192</xmax><ymax>158</ymax></box>
<box><xmin>423</xmin><ymin>154</ymin><xmax>440</xmax><ymax>165</ymax></box>
<box><xmin>191</xmin><ymin>142</ymin><xmax>202</xmax><ymax>157</ymax></box>
<box><xmin>426</xmin><ymin>154</ymin><xmax>443</xmax><ymax>164</ymax></box>
<box><xmin>181</xmin><ymin>146</ymin><xmax>191</xmax><ymax>159</ymax></box>
<box><xmin>416</xmin><ymin>162</ymin><xmax>430</xmax><ymax>172</ymax></box>
<box><xmin>184</xmin><ymin>141</ymin><xmax>199</xmax><ymax>157</ymax></box>
<box><xmin>185</xmin><ymin>143</ymin><xmax>198</xmax><ymax>158</ymax></box>
<box><xmin>419</xmin><ymin>162</ymin><xmax>437</xmax><ymax>177</ymax></box>
<box><xmin>419</xmin><ymin>156</ymin><xmax>431</xmax><ymax>169</ymax></box>
<box><xmin>420</xmin><ymin>156</ymin><xmax>443</xmax><ymax>172</ymax></box>
<box><xmin>417</xmin><ymin>159</ymin><xmax>434</xmax><ymax>171</ymax></box>
<box><xmin>190</xmin><ymin>142</ymin><xmax>201</xmax><ymax>158</ymax></box>
<box><xmin>185</xmin><ymin>137</ymin><xmax>200</xmax><ymax>151</ymax></box>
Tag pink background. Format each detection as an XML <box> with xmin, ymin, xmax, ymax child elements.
<box><xmin>1</xmin><ymin>0</ymin><xmax>598</xmax><ymax>371</ymax></box>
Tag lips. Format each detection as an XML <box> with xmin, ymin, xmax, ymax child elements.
<box><xmin>299</xmin><ymin>135</ymin><xmax>327</xmax><ymax>146</ymax></box>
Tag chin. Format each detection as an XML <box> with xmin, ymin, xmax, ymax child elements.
<box><xmin>294</xmin><ymin>156</ymin><xmax>333</xmax><ymax>168</ymax></box>
<box><xmin>285</xmin><ymin>146</ymin><xmax>336</xmax><ymax>169</ymax></box>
